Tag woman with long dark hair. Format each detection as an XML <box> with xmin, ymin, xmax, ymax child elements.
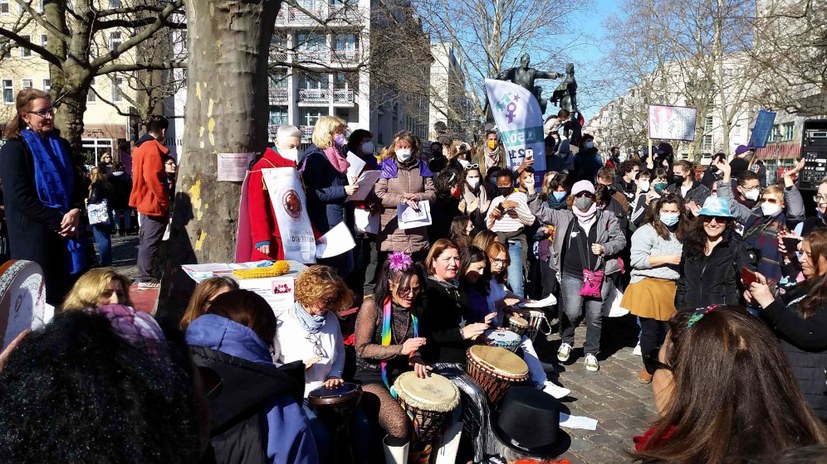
<box><xmin>622</xmin><ymin>193</ymin><xmax>687</xmax><ymax>384</ymax></box>
<box><xmin>676</xmin><ymin>197</ymin><xmax>755</xmax><ymax>312</ymax></box>
<box><xmin>88</xmin><ymin>166</ymin><xmax>113</xmax><ymax>266</ymax></box>
<box><xmin>746</xmin><ymin>228</ymin><xmax>827</xmax><ymax>420</ymax></box>
<box><xmin>0</xmin><ymin>88</ymin><xmax>86</xmax><ymax>304</ymax></box>
<box><xmin>632</xmin><ymin>306</ymin><xmax>827</xmax><ymax>462</ymax></box>
<box><xmin>354</xmin><ymin>252</ymin><xmax>431</xmax><ymax>463</ymax></box>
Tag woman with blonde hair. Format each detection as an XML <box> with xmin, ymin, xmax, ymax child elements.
<box><xmin>61</xmin><ymin>268</ymin><xmax>132</xmax><ymax>311</ymax></box>
<box><xmin>179</xmin><ymin>276</ymin><xmax>239</xmax><ymax>330</ymax></box>
<box><xmin>301</xmin><ymin>115</ymin><xmax>357</xmax><ymax>276</ymax></box>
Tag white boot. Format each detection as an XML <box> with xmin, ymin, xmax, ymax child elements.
<box><xmin>382</xmin><ymin>436</ymin><xmax>409</xmax><ymax>464</ymax></box>
<box><xmin>433</xmin><ymin>421</ymin><xmax>463</xmax><ymax>464</ymax></box>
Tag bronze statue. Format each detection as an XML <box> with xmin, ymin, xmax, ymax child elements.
<box><xmin>550</xmin><ymin>63</ymin><xmax>578</xmax><ymax>113</ymax></box>
<box><xmin>495</xmin><ymin>54</ymin><xmax>562</xmax><ymax>115</ymax></box>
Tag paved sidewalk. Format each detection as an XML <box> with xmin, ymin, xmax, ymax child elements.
<box><xmin>105</xmin><ymin>234</ymin><xmax>654</xmax><ymax>462</ymax></box>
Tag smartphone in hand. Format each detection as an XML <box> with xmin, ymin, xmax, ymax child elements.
<box><xmin>741</xmin><ymin>267</ymin><xmax>758</xmax><ymax>287</ymax></box>
<box><xmin>782</xmin><ymin>236</ymin><xmax>801</xmax><ymax>257</ymax></box>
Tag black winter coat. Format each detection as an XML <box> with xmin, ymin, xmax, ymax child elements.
<box><xmin>189</xmin><ymin>346</ymin><xmax>306</xmax><ymax>464</ymax></box>
<box><xmin>676</xmin><ymin>233</ymin><xmax>756</xmax><ymax>311</ymax></box>
<box><xmin>761</xmin><ymin>284</ymin><xmax>827</xmax><ymax>420</ymax></box>
<box><xmin>300</xmin><ymin>146</ymin><xmax>348</xmax><ymax>235</ymax></box>
<box><xmin>420</xmin><ymin>277</ymin><xmax>475</xmax><ymax>364</ymax></box>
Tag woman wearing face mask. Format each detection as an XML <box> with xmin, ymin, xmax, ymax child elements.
<box><xmin>630</xmin><ymin>169</ymin><xmax>652</xmax><ymax>228</ymax></box>
<box><xmin>526</xmin><ymin>180</ymin><xmax>627</xmax><ymax>372</ymax></box>
<box><xmin>480</xmin><ymin>130</ymin><xmax>506</xmax><ymax>178</ymax></box>
<box><xmin>621</xmin><ymin>193</ymin><xmax>687</xmax><ymax>384</ymax></box>
<box><xmin>571</xmin><ymin>134</ymin><xmax>602</xmax><ymax>184</ymax></box>
<box><xmin>375</xmin><ymin>131</ymin><xmax>436</xmax><ymax>258</ymax></box>
<box><xmin>459</xmin><ymin>165</ymin><xmax>492</xmax><ymax>233</ymax></box>
<box><xmin>716</xmin><ymin>158</ymin><xmax>805</xmax><ymax>282</ymax></box>
<box><xmin>536</xmin><ymin>172</ymin><xmax>568</xmax><ymax>296</ymax></box>
<box><xmin>246</xmin><ymin>125</ymin><xmax>306</xmax><ymax>262</ymax></box>
<box><xmin>302</xmin><ymin>116</ymin><xmax>358</xmax><ymax>276</ymax></box>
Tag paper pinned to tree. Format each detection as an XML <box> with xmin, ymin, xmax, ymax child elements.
<box><xmin>316</xmin><ymin>222</ymin><xmax>356</xmax><ymax>259</ymax></box>
<box><xmin>397</xmin><ymin>201</ymin><xmax>432</xmax><ymax>230</ymax></box>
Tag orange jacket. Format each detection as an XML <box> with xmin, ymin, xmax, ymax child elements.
<box><xmin>128</xmin><ymin>135</ymin><xmax>170</xmax><ymax>217</ymax></box>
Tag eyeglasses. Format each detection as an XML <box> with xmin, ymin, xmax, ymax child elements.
<box><xmin>320</xmin><ymin>295</ymin><xmax>337</xmax><ymax>308</ymax></box>
<box><xmin>814</xmin><ymin>195</ymin><xmax>827</xmax><ymax>203</ymax></box>
<box><xmin>306</xmin><ymin>333</ymin><xmax>328</xmax><ymax>358</ymax></box>
<box><xmin>397</xmin><ymin>286</ymin><xmax>421</xmax><ymax>297</ymax></box>
<box><xmin>492</xmin><ymin>258</ymin><xmax>508</xmax><ymax>264</ymax></box>
<box><xmin>642</xmin><ymin>349</ymin><xmax>671</xmax><ymax>375</ymax></box>
<box><xmin>28</xmin><ymin>107</ymin><xmax>54</xmax><ymax>118</ymax></box>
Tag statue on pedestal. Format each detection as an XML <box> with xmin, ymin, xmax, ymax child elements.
<box><xmin>494</xmin><ymin>54</ymin><xmax>562</xmax><ymax>116</ymax></box>
<box><xmin>550</xmin><ymin>63</ymin><xmax>578</xmax><ymax>113</ymax></box>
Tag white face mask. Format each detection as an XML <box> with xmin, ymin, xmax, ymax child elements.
<box><xmin>761</xmin><ymin>201</ymin><xmax>782</xmax><ymax>217</ymax></box>
<box><xmin>361</xmin><ymin>141</ymin><xmax>375</xmax><ymax>155</ymax></box>
<box><xmin>280</xmin><ymin>147</ymin><xmax>300</xmax><ymax>163</ymax></box>
<box><xmin>743</xmin><ymin>188</ymin><xmax>760</xmax><ymax>202</ymax></box>
<box><xmin>638</xmin><ymin>180</ymin><xmax>650</xmax><ymax>192</ymax></box>
<box><xmin>467</xmin><ymin>177</ymin><xmax>480</xmax><ymax>189</ymax></box>
<box><xmin>113</xmin><ymin>171</ymin><xmax>124</xmax><ymax>176</ymax></box>
<box><xmin>396</xmin><ymin>148</ymin><xmax>412</xmax><ymax>162</ymax></box>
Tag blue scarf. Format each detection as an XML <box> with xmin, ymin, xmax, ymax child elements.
<box><xmin>293</xmin><ymin>301</ymin><xmax>326</xmax><ymax>334</ymax></box>
<box><xmin>20</xmin><ymin>129</ymin><xmax>86</xmax><ymax>275</ymax></box>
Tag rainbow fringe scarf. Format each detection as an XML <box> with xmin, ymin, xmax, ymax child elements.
<box><xmin>381</xmin><ymin>296</ymin><xmax>418</xmax><ymax>394</ymax></box>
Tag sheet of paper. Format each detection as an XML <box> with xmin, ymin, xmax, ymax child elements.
<box><xmin>353</xmin><ymin>208</ymin><xmax>380</xmax><ymax>235</ymax></box>
<box><xmin>346</xmin><ymin>151</ymin><xmax>367</xmax><ymax>180</ymax></box>
<box><xmin>316</xmin><ymin>222</ymin><xmax>356</xmax><ymax>259</ymax></box>
<box><xmin>560</xmin><ymin>413</ymin><xmax>598</xmax><ymax>431</ymax></box>
<box><xmin>217</xmin><ymin>152</ymin><xmax>256</xmax><ymax>182</ymax></box>
<box><xmin>397</xmin><ymin>201</ymin><xmax>432</xmax><ymax>230</ymax></box>
<box><xmin>347</xmin><ymin>170</ymin><xmax>382</xmax><ymax>202</ymax></box>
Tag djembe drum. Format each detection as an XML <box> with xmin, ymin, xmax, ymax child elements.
<box><xmin>393</xmin><ymin>371</ymin><xmax>460</xmax><ymax>464</ymax></box>
<box><xmin>507</xmin><ymin>314</ymin><xmax>529</xmax><ymax>337</ymax></box>
<box><xmin>0</xmin><ymin>259</ymin><xmax>49</xmax><ymax>349</ymax></box>
<box><xmin>307</xmin><ymin>382</ymin><xmax>363</xmax><ymax>464</ymax></box>
<box><xmin>486</xmin><ymin>329</ymin><xmax>521</xmax><ymax>353</ymax></box>
<box><xmin>465</xmin><ymin>345</ymin><xmax>528</xmax><ymax>405</ymax></box>
<box><xmin>517</xmin><ymin>309</ymin><xmax>552</xmax><ymax>342</ymax></box>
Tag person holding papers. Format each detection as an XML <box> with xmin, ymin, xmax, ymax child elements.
<box><xmin>375</xmin><ymin>131</ymin><xmax>436</xmax><ymax>263</ymax></box>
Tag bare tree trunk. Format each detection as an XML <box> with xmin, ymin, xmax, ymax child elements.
<box><xmin>175</xmin><ymin>0</ymin><xmax>280</xmax><ymax>263</ymax></box>
<box><xmin>50</xmin><ymin>65</ymin><xmax>92</xmax><ymax>150</ymax></box>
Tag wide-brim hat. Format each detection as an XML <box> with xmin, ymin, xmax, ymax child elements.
<box><xmin>492</xmin><ymin>386</ymin><xmax>572</xmax><ymax>459</ymax></box>
<box><xmin>698</xmin><ymin>197</ymin><xmax>735</xmax><ymax>218</ymax></box>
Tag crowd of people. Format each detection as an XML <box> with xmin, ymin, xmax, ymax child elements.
<box><xmin>0</xmin><ymin>87</ymin><xmax>826</xmax><ymax>464</ymax></box>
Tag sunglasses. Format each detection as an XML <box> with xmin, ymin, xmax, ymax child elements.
<box><xmin>702</xmin><ymin>216</ymin><xmax>728</xmax><ymax>224</ymax></box>
<box><xmin>574</xmin><ymin>192</ymin><xmax>594</xmax><ymax>198</ymax></box>
<box><xmin>643</xmin><ymin>348</ymin><xmax>671</xmax><ymax>375</ymax></box>
<box><xmin>466</xmin><ymin>163</ymin><xmax>480</xmax><ymax>170</ymax></box>
<box><xmin>396</xmin><ymin>286</ymin><xmax>421</xmax><ymax>297</ymax></box>
<box><xmin>760</xmin><ymin>198</ymin><xmax>780</xmax><ymax>204</ymax></box>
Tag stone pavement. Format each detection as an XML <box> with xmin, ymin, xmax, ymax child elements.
<box><xmin>103</xmin><ymin>235</ymin><xmax>655</xmax><ymax>462</ymax></box>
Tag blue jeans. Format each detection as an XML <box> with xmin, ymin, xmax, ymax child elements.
<box><xmin>560</xmin><ymin>272</ymin><xmax>608</xmax><ymax>356</ymax></box>
<box><xmin>507</xmin><ymin>239</ymin><xmax>525</xmax><ymax>298</ymax></box>
<box><xmin>91</xmin><ymin>223</ymin><xmax>112</xmax><ymax>266</ymax></box>
<box><xmin>112</xmin><ymin>208</ymin><xmax>132</xmax><ymax>232</ymax></box>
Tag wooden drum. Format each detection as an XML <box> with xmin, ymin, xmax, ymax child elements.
<box><xmin>393</xmin><ymin>371</ymin><xmax>460</xmax><ymax>442</ymax></box>
<box><xmin>507</xmin><ymin>314</ymin><xmax>529</xmax><ymax>337</ymax></box>
<box><xmin>307</xmin><ymin>382</ymin><xmax>363</xmax><ymax>464</ymax></box>
<box><xmin>465</xmin><ymin>345</ymin><xmax>528</xmax><ymax>405</ymax></box>
<box><xmin>517</xmin><ymin>309</ymin><xmax>552</xmax><ymax>342</ymax></box>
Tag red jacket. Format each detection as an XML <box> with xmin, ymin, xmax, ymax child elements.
<box><xmin>128</xmin><ymin>135</ymin><xmax>170</xmax><ymax>217</ymax></box>
<box><xmin>248</xmin><ymin>148</ymin><xmax>296</xmax><ymax>261</ymax></box>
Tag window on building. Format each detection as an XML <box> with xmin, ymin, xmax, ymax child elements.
<box><xmin>270</xmin><ymin>69</ymin><xmax>288</xmax><ymax>89</ymax></box>
<box><xmin>109</xmin><ymin>31</ymin><xmax>122</xmax><ymax>52</ymax></box>
<box><xmin>0</xmin><ymin>0</ymin><xmax>9</xmax><ymax>14</ymax></box>
<box><xmin>111</xmin><ymin>77</ymin><xmax>123</xmax><ymax>103</ymax></box>
<box><xmin>19</xmin><ymin>35</ymin><xmax>31</xmax><ymax>57</ymax></box>
<box><xmin>297</xmin><ymin>0</ymin><xmax>323</xmax><ymax>10</ymax></box>
<box><xmin>296</xmin><ymin>31</ymin><xmax>326</xmax><ymax>51</ymax></box>
<box><xmin>2</xmin><ymin>80</ymin><xmax>13</xmax><ymax>104</ymax></box>
<box><xmin>701</xmin><ymin>134</ymin><xmax>713</xmax><ymax>151</ymax></box>
<box><xmin>704</xmin><ymin>115</ymin><xmax>713</xmax><ymax>132</ymax></box>
<box><xmin>40</xmin><ymin>34</ymin><xmax>47</xmax><ymax>47</ymax></box>
<box><xmin>299</xmin><ymin>72</ymin><xmax>327</xmax><ymax>90</ymax></box>
<box><xmin>269</xmin><ymin>106</ymin><xmax>288</xmax><ymax>126</ymax></box>
<box><xmin>782</xmin><ymin>122</ymin><xmax>794</xmax><ymax>141</ymax></box>
<box><xmin>299</xmin><ymin>107</ymin><xmax>326</xmax><ymax>127</ymax></box>
<box><xmin>42</xmin><ymin>79</ymin><xmax>50</xmax><ymax>92</ymax></box>
<box><xmin>87</xmin><ymin>78</ymin><xmax>96</xmax><ymax>103</ymax></box>
<box><xmin>21</xmin><ymin>79</ymin><xmax>32</xmax><ymax>89</ymax></box>
<box><xmin>109</xmin><ymin>0</ymin><xmax>121</xmax><ymax>7</ymax></box>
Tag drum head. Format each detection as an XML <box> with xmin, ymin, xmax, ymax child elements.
<box><xmin>509</xmin><ymin>315</ymin><xmax>528</xmax><ymax>327</ymax></box>
<box><xmin>488</xmin><ymin>330</ymin><xmax>520</xmax><ymax>344</ymax></box>
<box><xmin>468</xmin><ymin>345</ymin><xmax>528</xmax><ymax>377</ymax></box>
<box><xmin>393</xmin><ymin>371</ymin><xmax>460</xmax><ymax>412</ymax></box>
<box><xmin>307</xmin><ymin>382</ymin><xmax>362</xmax><ymax>407</ymax></box>
<box><xmin>0</xmin><ymin>260</ymin><xmax>49</xmax><ymax>349</ymax></box>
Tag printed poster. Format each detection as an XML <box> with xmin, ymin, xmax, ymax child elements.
<box><xmin>262</xmin><ymin>168</ymin><xmax>317</xmax><ymax>263</ymax></box>
<box><xmin>648</xmin><ymin>105</ymin><xmax>698</xmax><ymax>141</ymax></box>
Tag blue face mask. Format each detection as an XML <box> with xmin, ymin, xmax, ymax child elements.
<box><xmin>552</xmin><ymin>191</ymin><xmax>567</xmax><ymax>202</ymax></box>
<box><xmin>660</xmin><ymin>212</ymin><xmax>680</xmax><ymax>227</ymax></box>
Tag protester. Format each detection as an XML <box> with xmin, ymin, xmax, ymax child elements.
<box><xmin>301</xmin><ymin>116</ymin><xmax>356</xmax><ymax>276</ymax></box>
<box><xmin>61</xmin><ymin>268</ymin><xmax>132</xmax><ymax>311</ymax></box>
<box><xmin>666</xmin><ymin>160</ymin><xmax>709</xmax><ymax>215</ymax></box>
<box><xmin>596</xmin><ymin>167</ymin><xmax>630</xmax><ymax>215</ymax></box>
<box><xmin>617</xmin><ymin>160</ymin><xmax>640</xmax><ymax>204</ymax></box>
<box><xmin>164</xmin><ymin>155</ymin><xmax>177</xmax><ymax>200</ymax></box>
<box><xmin>129</xmin><ymin>115</ymin><xmax>171</xmax><ymax>290</ymax></box>
<box><xmin>428</xmin><ymin>140</ymin><xmax>448</xmax><ymax>173</ymax></box>
<box><xmin>631</xmin><ymin>169</ymin><xmax>667</xmax><ymax>228</ymax></box>
<box><xmin>97</xmin><ymin>151</ymin><xmax>113</xmax><ymax>173</ymax></box>
<box><xmin>0</xmin><ymin>310</ymin><xmax>203</xmax><ymax>463</ymax></box>
<box><xmin>487</xmin><ymin>169</ymin><xmax>536</xmax><ymax>298</ymax></box>
<box><xmin>527</xmin><ymin>180</ymin><xmax>627</xmax><ymax>372</ymax></box>
<box><xmin>179</xmin><ymin>276</ymin><xmax>239</xmax><ymax>330</ymax></box>
<box><xmin>676</xmin><ymin>197</ymin><xmax>755</xmax><ymax>312</ymax></box>
<box><xmin>448</xmin><ymin>215</ymin><xmax>473</xmax><ymax>248</ymax></box>
<box><xmin>471</xmin><ymin>229</ymin><xmax>498</xmax><ymax>252</ymax></box>
<box><xmin>570</xmin><ymin>134</ymin><xmax>602</xmax><ymax>184</ymax></box>
<box><xmin>430</xmin><ymin>168</ymin><xmax>463</xmax><ymax>242</ymax></box>
<box><xmin>247</xmin><ymin>125</ymin><xmax>301</xmax><ymax>261</ymax></box>
<box><xmin>746</xmin><ymin>229</ymin><xmax>827</xmax><ymax>419</ymax></box>
<box><xmin>622</xmin><ymin>193</ymin><xmax>687</xmax><ymax>384</ymax></box>
<box><xmin>729</xmin><ymin>144</ymin><xmax>754</xmax><ymax>180</ymax></box>
<box><xmin>108</xmin><ymin>161</ymin><xmax>133</xmax><ymax>236</ymax></box>
<box><xmin>87</xmin><ymin>166</ymin><xmax>113</xmax><ymax>266</ymax></box>
<box><xmin>481</xmin><ymin>129</ymin><xmax>506</xmax><ymax>177</ymax></box>
<box><xmin>375</xmin><ymin>131</ymin><xmax>436</xmax><ymax>257</ymax></box>
<box><xmin>354</xmin><ymin>253</ymin><xmax>431</xmax><ymax>463</ymax></box>
<box><xmin>186</xmin><ymin>290</ymin><xmax>319</xmax><ymax>464</ymax></box>
<box><xmin>346</xmin><ymin>129</ymin><xmax>382</xmax><ymax>297</ymax></box>
<box><xmin>0</xmin><ymin>88</ymin><xmax>86</xmax><ymax>305</ymax></box>
<box><xmin>632</xmin><ymin>306</ymin><xmax>827</xmax><ymax>462</ymax></box>
<box><xmin>537</xmin><ymin>172</ymin><xmax>569</xmax><ymax>296</ymax></box>
<box><xmin>794</xmin><ymin>177</ymin><xmax>827</xmax><ymax>237</ymax></box>
<box><xmin>459</xmin><ymin>164</ymin><xmax>492</xmax><ymax>233</ymax></box>
<box><xmin>716</xmin><ymin>158</ymin><xmax>805</xmax><ymax>281</ymax></box>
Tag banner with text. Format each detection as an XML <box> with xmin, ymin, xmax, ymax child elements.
<box><xmin>648</xmin><ymin>104</ymin><xmax>698</xmax><ymax>141</ymax></box>
<box><xmin>485</xmin><ymin>79</ymin><xmax>546</xmax><ymax>171</ymax></box>
<box><xmin>262</xmin><ymin>168</ymin><xmax>317</xmax><ymax>264</ymax></box>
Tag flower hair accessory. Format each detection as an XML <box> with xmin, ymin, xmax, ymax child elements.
<box><xmin>687</xmin><ymin>304</ymin><xmax>719</xmax><ymax>328</ymax></box>
<box><xmin>388</xmin><ymin>251</ymin><xmax>413</xmax><ymax>273</ymax></box>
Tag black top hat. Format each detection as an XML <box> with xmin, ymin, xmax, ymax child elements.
<box><xmin>492</xmin><ymin>386</ymin><xmax>571</xmax><ymax>458</ymax></box>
